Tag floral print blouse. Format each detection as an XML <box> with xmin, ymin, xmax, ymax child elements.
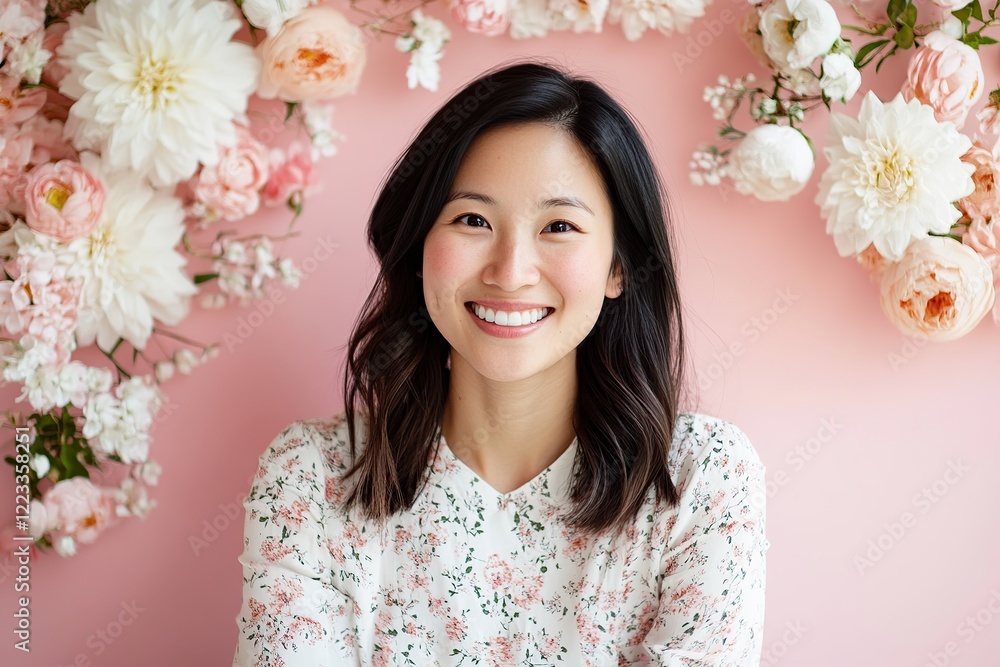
<box><xmin>232</xmin><ymin>409</ymin><xmax>769</xmax><ymax>667</ymax></box>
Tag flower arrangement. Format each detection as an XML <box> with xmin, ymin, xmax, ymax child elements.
<box><xmin>2</xmin><ymin>0</ymin><xmax>719</xmax><ymax>558</ymax></box>
<box><xmin>691</xmin><ymin>0</ymin><xmax>1000</xmax><ymax>341</ymax></box>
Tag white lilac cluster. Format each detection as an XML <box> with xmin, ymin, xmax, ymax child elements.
<box><xmin>209</xmin><ymin>236</ymin><xmax>302</xmax><ymax>306</ymax></box>
<box><xmin>395</xmin><ymin>9</ymin><xmax>452</xmax><ymax>92</ymax></box>
<box><xmin>703</xmin><ymin>73</ymin><xmax>756</xmax><ymax>122</ymax></box>
<box><xmin>81</xmin><ymin>375</ymin><xmax>163</xmax><ymax>464</ymax></box>
<box><xmin>300</xmin><ymin>100</ymin><xmax>346</xmax><ymax>161</ymax></box>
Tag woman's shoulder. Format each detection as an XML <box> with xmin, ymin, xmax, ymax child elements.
<box><xmin>255</xmin><ymin>407</ymin><xmax>362</xmax><ymax>479</ymax></box>
<box><xmin>668</xmin><ymin>411</ymin><xmax>765</xmax><ymax>493</ymax></box>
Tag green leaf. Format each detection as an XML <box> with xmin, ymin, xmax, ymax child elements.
<box><xmin>60</xmin><ymin>442</ymin><xmax>88</xmax><ymax>478</ymax></box>
<box><xmin>979</xmin><ymin>35</ymin><xmax>998</xmax><ymax>44</ymax></box>
<box><xmin>284</xmin><ymin>101</ymin><xmax>297</xmax><ymax>122</ymax></box>
<box><xmin>971</xmin><ymin>0</ymin><xmax>984</xmax><ymax>21</ymax></box>
<box><xmin>963</xmin><ymin>31</ymin><xmax>981</xmax><ymax>48</ymax></box>
<box><xmin>953</xmin><ymin>5</ymin><xmax>973</xmax><ymax>21</ymax></box>
<box><xmin>893</xmin><ymin>25</ymin><xmax>914</xmax><ymax>49</ymax></box>
<box><xmin>193</xmin><ymin>273</ymin><xmax>218</xmax><ymax>285</ymax></box>
<box><xmin>887</xmin><ymin>0</ymin><xmax>906</xmax><ymax>23</ymax></box>
<box><xmin>899</xmin><ymin>2</ymin><xmax>918</xmax><ymax>27</ymax></box>
<box><xmin>855</xmin><ymin>39</ymin><xmax>890</xmax><ymax>67</ymax></box>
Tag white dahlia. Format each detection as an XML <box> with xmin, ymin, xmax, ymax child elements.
<box><xmin>68</xmin><ymin>152</ymin><xmax>197</xmax><ymax>352</ymax></box>
<box><xmin>607</xmin><ymin>0</ymin><xmax>709</xmax><ymax>41</ymax></box>
<box><xmin>816</xmin><ymin>91</ymin><xmax>975</xmax><ymax>261</ymax></box>
<box><xmin>57</xmin><ymin>0</ymin><xmax>260</xmax><ymax>188</ymax></box>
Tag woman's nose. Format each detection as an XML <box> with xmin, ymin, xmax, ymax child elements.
<box><xmin>482</xmin><ymin>230</ymin><xmax>540</xmax><ymax>291</ymax></box>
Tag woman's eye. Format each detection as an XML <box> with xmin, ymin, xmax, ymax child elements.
<box><xmin>455</xmin><ymin>214</ymin><xmax>489</xmax><ymax>228</ymax></box>
<box><xmin>545</xmin><ymin>220</ymin><xmax>576</xmax><ymax>233</ymax></box>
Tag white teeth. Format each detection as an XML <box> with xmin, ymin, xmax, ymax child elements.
<box><xmin>471</xmin><ymin>303</ymin><xmax>550</xmax><ymax>327</ymax></box>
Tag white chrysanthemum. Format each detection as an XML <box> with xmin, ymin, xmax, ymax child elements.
<box><xmin>57</xmin><ymin>0</ymin><xmax>260</xmax><ymax>187</ymax></box>
<box><xmin>816</xmin><ymin>91</ymin><xmax>975</xmax><ymax>261</ymax></box>
<box><xmin>68</xmin><ymin>152</ymin><xmax>197</xmax><ymax>352</ymax></box>
<box><xmin>608</xmin><ymin>0</ymin><xmax>709</xmax><ymax>41</ymax></box>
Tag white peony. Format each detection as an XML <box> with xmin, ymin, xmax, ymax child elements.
<box><xmin>608</xmin><ymin>0</ymin><xmax>709</xmax><ymax>41</ymax></box>
<box><xmin>68</xmin><ymin>153</ymin><xmax>197</xmax><ymax>352</ymax></box>
<box><xmin>728</xmin><ymin>124</ymin><xmax>815</xmax><ymax>201</ymax></box>
<box><xmin>820</xmin><ymin>52</ymin><xmax>862</xmax><ymax>103</ymax></box>
<box><xmin>57</xmin><ymin>0</ymin><xmax>260</xmax><ymax>187</ymax></box>
<box><xmin>816</xmin><ymin>91</ymin><xmax>975</xmax><ymax>261</ymax></box>
<box><xmin>759</xmin><ymin>0</ymin><xmax>841</xmax><ymax>73</ymax></box>
<box><xmin>240</xmin><ymin>0</ymin><xmax>315</xmax><ymax>32</ymax></box>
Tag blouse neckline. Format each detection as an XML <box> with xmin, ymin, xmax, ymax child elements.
<box><xmin>434</xmin><ymin>427</ymin><xmax>578</xmax><ymax>506</ymax></box>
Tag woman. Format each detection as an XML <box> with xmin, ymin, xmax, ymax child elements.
<box><xmin>233</xmin><ymin>59</ymin><xmax>769</xmax><ymax>666</ymax></box>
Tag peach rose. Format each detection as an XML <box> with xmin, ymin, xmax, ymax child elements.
<box><xmin>957</xmin><ymin>143</ymin><xmax>1000</xmax><ymax>220</ymax></box>
<box><xmin>880</xmin><ymin>236</ymin><xmax>996</xmax><ymax>341</ymax></box>
<box><xmin>256</xmin><ymin>6</ymin><xmax>366</xmax><ymax>101</ymax></box>
<box><xmin>24</xmin><ymin>159</ymin><xmax>105</xmax><ymax>243</ymax></box>
<box><xmin>43</xmin><ymin>477</ymin><xmax>118</xmax><ymax>544</ymax></box>
<box><xmin>901</xmin><ymin>30</ymin><xmax>984</xmax><ymax>129</ymax></box>
<box><xmin>450</xmin><ymin>0</ymin><xmax>510</xmax><ymax>36</ymax></box>
<box><xmin>962</xmin><ymin>216</ymin><xmax>1000</xmax><ymax>282</ymax></box>
<box><xmin>857</xmin><ymin>243</ymin><xmax>887</xmax><ymax>285</ymax></box>
<box><xmin>191</xmin><ymin>122</ymin><xmax>270</xmax><ymax>222</ymax></box>
<box><xmin>738</xmin><ymin>5</ymin><xmax>776</xmax><ymax>70</ymax></box>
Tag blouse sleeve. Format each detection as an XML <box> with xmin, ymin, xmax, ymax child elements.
<box><xmin>232</xmin><ymin>422</ymin><xmax>359</xmax><ymax>667</ymax></box>
<box><xmin>642</xmin><ymin>418</ymin><xmax>770</xmax><ymax>667</ymax></box>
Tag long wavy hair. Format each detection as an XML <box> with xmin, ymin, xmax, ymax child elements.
<box><xmin>340</xmin><ymin>58</ymin><xmax>688</xmax><ymax>535</ymax></box>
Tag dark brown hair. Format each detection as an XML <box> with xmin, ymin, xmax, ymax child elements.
<box><xmin>340</xmin><ymin>58</ymin><xmax>687</xmax><ymax>535</ymax></box>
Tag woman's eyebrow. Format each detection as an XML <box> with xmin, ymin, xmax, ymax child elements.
<box><xmin>445</xmin><ymin>190</ymin><xmax>594</xmax><ymax>215</ymax></box>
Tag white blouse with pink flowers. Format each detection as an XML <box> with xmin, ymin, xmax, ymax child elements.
<box><xmin>232</xmin><ymin>409</ymin><xmax>769</xmax><ymax>667</ymax></box>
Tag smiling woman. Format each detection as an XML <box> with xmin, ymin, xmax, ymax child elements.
<box><xmin>233</xmin><ymin>58</ymin><xmax>770</xmax><ymax>667</ymax></box>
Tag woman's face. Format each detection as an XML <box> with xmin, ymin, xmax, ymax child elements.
<box><xmin>421</xmin><ymin>121</ymin><xmax>622</xmax><ymax>383</ymax></box>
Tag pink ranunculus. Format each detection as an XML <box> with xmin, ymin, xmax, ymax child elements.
<box><xmin>901</xmin><ymin>30</ymin><xmax>984</xmax><ymax>129</ymax></box>
<box><xmin>257</xmin><ymin>5</ymin><xmax>367</xmax><ymax>101</ymax></box>
<box><xmin>24</xmin><ymin>159</ymin><xmax>105</xmax><ymax>243</ymax></box>
<box><xmin>450</xmin><ymin>0</ymin><xmax>510</xmax><ymax>36</ymax></box>
<box><xmin>958</xmin><ymin>143</ymin><xmax>1000</xmax><ymax>221</ymax></box>
<box><xmin>880</xmin><ymin>236</ymin><xmax>996</xmax><ymax>341</ymax></box>
<box><xmin>41</xmin><ymin>21</ymin><xmax>70</xmax><ymax>88</ymax></box>
<box><xmin>191</xmin><ymin>122</ymin><xmax>270</xmax><ymax>223</ymax></box>
<box><xmin>262</xmin><ymin>142</ymin><xmax>320</xmax><ymax>207</ymax></box>
<box><xmin>43</xmin><ymin>477</ymin><xmax>118</xmax><ymax>544</ymax></box>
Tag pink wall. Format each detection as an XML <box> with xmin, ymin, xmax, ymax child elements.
<box><xmin>2</xmin><ymin>1</ymin><xmax>999</xmax><ymax>665</ymax></box>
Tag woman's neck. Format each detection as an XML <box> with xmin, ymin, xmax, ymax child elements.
<box><xmin>440</xmin><ymin>351</ymin><xmax>578</xmax><ymax>495</ymax></box>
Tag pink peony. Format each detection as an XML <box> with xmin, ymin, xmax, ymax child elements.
<box><xmin>880</xmin><ymin>236</ymin><xmax>996</xmax><ymax>341</ymax></box>
<box><xmin>41</xmin><ymin>22</ymin><xmax>70</xmax><ymax>88</ymax></box>
<box><xmin>450</xmin><ymin>0</ymin><xmax>510</xmax><ymax>36</ymax></box>
<box><xmin>43</xmin><ymin>477</ymin><xmax>118</xmax><ymax>544</ymax></box>
<box><xmin>901</xmin><ymin>30</ymin><xmax>984</xmax><ymax>129</ymax></box>
<box><xmin>191</xmin><ymin>122</ymin><xmax>270</xmax><ymax>222</ymax></box>
<box><xmin>0</xmin><ymin>125</ymin><xmax>34</xmax><ymax>212</ymax></box>
<box><xmin>263</xmin><ymin>142</ymin><xmax>320</xmax><ymax>207</ymax></box>
<box><xmin>0</xmin><ymin>73</ymin><xmax>45</xmax><ymax>127</ymax></box>
<box><xmin>257</xmin><ymin>5</ymin><xmax>367</xmax><ymax>101</ymax></box>
<box><xmin>957</xmin><ymin>143</ymin><xmax>1000</xmax><ymax>221</ymax></box>
<box><xmin>24</xmin><ymin>159</ymin><xmax>105</xmax><ymax>243</ymax></box>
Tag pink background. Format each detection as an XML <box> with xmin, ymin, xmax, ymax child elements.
<box><xmin>2</xmin><ymin>1</ymin><xmax>1000</xmax><ymax>665</ymax></box>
